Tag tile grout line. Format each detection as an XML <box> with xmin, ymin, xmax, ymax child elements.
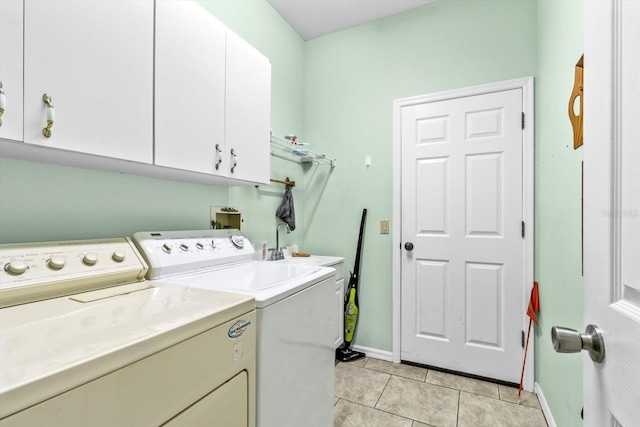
<box><xmin>456</xmin><ymin>390</ymin><xmax>461</xmax><ymax>427</ymax></box>
<box><xmin>373</xmin><ymin>373</ymin><xmax>393</xmax><ymax>409</ymax></box>
<box><xmin>337</xmin><ymin>396</ymin><xmax>416</xmax><ymax>425</ymax></box>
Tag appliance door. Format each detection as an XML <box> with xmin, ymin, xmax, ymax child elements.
<box><xmin>162</xmin><ymin>371</ymin><xmax>247</xmax><ymax>427</ymax></box>
<box><xmin>0</xmin><ymin>312</ymin><xmax>255</xmax><ymax>427</ymax></box>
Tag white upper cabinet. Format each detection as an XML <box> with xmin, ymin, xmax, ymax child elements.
<box><xmin>0</xmin><ymin>0</ymin><xmax>24</xmax><ymax>142</ymax></box>
<box><xmin>156</xmin><ymin>1</ymin><xmax>271</xmax><ymax>184</ymax></box>
<box><xmin>2</xmin><ymin>0</ymin><xmax>270</xmax><ymax>186</ymax></box>
<box><xmin>225</xmin><ymin>31</ymin><xmax>271</xmax><ymax>184</ymax></box>
<box><xmin>154</xmin><ymin>0</ymin><xmax>227</xmax><ymax>175</ymax></box>
<box><xmin>22</xmin><ymin>0</ymin><xmax>153</xmax><ymax>163</ymax></box>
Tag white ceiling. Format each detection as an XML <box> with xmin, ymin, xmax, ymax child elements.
<box><xmin>267</xmin><ymin>0</ymin><xmax>436</xmax><ymax>41</ymax></box>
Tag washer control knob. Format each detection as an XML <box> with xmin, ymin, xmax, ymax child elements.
<box><xmin>83</xmin><ymin>253</ymin><xmax>98</xmax><ymax>266</ymax></box>
<box><xmin>5</xmin><ymin>260</ymin><xmax>28</xmax><ymax>275</ymax></box>
<box><xmin>210</xmin><ymin>240</ymin><xmax>216</xmax><ymax>249</ymax></box>
<box><xmin>48</xmin><ymin>256</ymin><xmax>66</xmax><ymax>270</ymax></box>
<box><xmin>195</xmin><ymin>242</ymin><xmax>204</xmax><ymax>250</ymax></box>
<box><xmin>162</xmin><ymin>244</ymin><xmax>172</xmax><ymax>254</ymax></box>
<box><xmin>112</xmin><ymin>250</ymin><xmax>126</xmax><ymax>262</ymax></box>
<box><xmin>231</xmin><ymin>235</ymin><xmax>244</xmax><ymax>249</ymax></box>
<box><xmin>180</xmin><ymin>244</ymin><xmax>189</xmax><ymax>252</ymax></box>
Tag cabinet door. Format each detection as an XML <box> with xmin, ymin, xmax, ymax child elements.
<box><xmin>0</xmin><ymin>0</ymin><xmax>23</xmax><ymax>142</ymax></box>
<box><xmin>155</xmin><ymin>0</ymin><xmax>227</xmax><ymax>175</ymax></box>
<box><xmin>335</xmin><ymin>278</ymin><xmax>345</xmax><ymax>348</ymax></box>
<box><xmin>23</xmin><ymin>0</ymin><xmax>153</xmax><ymax>163</ymax></box>
<box><xmin>225</xmin><ymin>31</ymin><xmax>271</xmax><ymax>184</ymax></box>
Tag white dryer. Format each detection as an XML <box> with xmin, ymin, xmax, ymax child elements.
<box><xmin>0</xmin><ymin>237</ymin><xmax>255</xmax><ymax>427</ymax></box>
<box><xmin>133</xmin><ymin>229</ymin><xmax>337</xmax><ymax>427</ymax></box>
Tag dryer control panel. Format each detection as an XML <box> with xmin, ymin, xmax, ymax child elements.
<box><xmin>0</xmin><ymin>238</ymin><xmax>148</xmax><ymax>308</ymax></box>
<box><xmin>132</xmin><ymin>229</ymin><xmax>255</xmax><ymax>280</ymax></box>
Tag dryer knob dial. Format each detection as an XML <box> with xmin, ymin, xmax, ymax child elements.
<box><xmin>48</xmin><ymin>256</ymin><xmax>66</xmax><ymax>270</ymax></box>
<box><xmin>5</xmin><ymin>260</ymin><xmax>28</xmax><ymax>275</ymax></box>
<box><xmin>195</xmin><ymin>242</ymin><xmax>204</xmax><ymax>250</ymax></box>
<box><xmin>162</xmin><ymin>244</ymin><xmax>172</xmax><ymax>254</ymax></box>
<box><xmin>83</xmin><ymin>253</ymin><xmax>98</xmax><ymax>266</ymax></box>
<box><xmin>112</xmin><ymin>250</ymin><xmax>126</xmax><ymax>262</ymax></box>
<box><xmin>180</xmin><ymin>244</ymin><xmax>189</xmax><ymax>252</ymax></box>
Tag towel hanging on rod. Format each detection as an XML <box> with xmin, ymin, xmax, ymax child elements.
<box><xmin>276</xmin><ymin>182</ymin><xmax>296</xmax><ymax>230</ymax></box>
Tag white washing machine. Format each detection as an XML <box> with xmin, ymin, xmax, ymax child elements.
<box><xmin>0</xmin><ymin>237</ymin><xmax>255</xmax><ymax>427</ymax></box>
<box><xmin>133</xmin><ymin>229</ymin><xmax>337</xmax><ymax>427</ymax></box>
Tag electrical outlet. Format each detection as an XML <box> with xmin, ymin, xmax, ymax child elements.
<box><xmin>380</xmin><ymin>220</ymin><xmax>389</xmax><ymax>234</ymax></box>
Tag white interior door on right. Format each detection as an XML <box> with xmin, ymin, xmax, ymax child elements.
<box><xmin>400</xmin><ymin>88</ymin><xmax>525</xmax><ymax>383</ymax></box>
<box><xmin>581</xmin><ymin>0</ymin><xmax>640</xmax><ymax>425</ymax></box>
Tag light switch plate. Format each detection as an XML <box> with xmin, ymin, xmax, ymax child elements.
<box><xmin>380</xmin><ymin>220</ymin><xmax>389</xmax><ymax>234</ymax></box>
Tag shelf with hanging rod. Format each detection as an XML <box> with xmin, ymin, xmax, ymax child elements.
<box><xmin>270</xmin><ymin>133</ymin><xmax>336</xmax><ymax>167</ymax></box>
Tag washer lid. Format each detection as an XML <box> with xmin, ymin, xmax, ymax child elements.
<box><xmin>0</xmin><ymin>284</ymin><xmax>254</xmax><ymax>419</ymax></box>
<box><xmin>163</xmin><ymin>261</ymin><xmax>336</xmax><ymax>308</ymax></box>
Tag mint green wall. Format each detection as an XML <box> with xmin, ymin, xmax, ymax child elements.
<box><xmin>0</xmin><ymin>158</ymin><xmax>227</xmax><ymax>243</ymax></box>
<box><xmin>303</xmin><ymin>0</ymin><xmax>536</xmax><ymax>352</ymax></box>
<box><xmin>534</xmin><ymin>1</ymin><xmax>584</xmax><ymax>426</ymax></box>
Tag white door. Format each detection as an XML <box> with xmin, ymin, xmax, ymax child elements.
<box><xmin>582</xmin><ymin>1</ymin><xmax>640</xmax><ymax>425</ymax></box>
<box><xmin>23</xmin><ymin>0</ymin><xmax>153</xmax><ymax>163</ymax></box>
<box><xmin>0</xmin><ymin>0</ymin><xmax>23</xmax><ymax>142</ymax></box>
<box><xmin>400</xmin><ymin>88</ymin><xmax>525</xmax><ymax>383</ymax></box>
<box><xmin>155</xmin><ymin>0</ymin><xmax>227</xmax><ymax>175</ymax></box>
<box><xmin>225</xmin><ymin>31</ymin><xmax>271</xmax><ymax>184</ymax></box>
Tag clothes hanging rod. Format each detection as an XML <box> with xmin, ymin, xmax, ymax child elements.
<box><xmin>270</xmin><ymin>177</ymin><xmax>295</xmax><ymax>188</ymax></box>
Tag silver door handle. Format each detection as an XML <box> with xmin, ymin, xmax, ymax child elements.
<box><xmin>551</xmin><ymin>324</ymin><xmax>605</xmax><ymax>363</ymax></box>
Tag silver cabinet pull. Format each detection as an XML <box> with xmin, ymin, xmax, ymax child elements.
<box><xmin>230</xmin><ymin>148</ymin><xmax>237</xmax><ymax>173</ymax></box>
<box><xmin>551</xmin><ymin>324</ymin><xmax>605</xmax><ymax>363</ymax></box>
<box><xmin>215</xmin><ymin>144</ymin><xmax>222</xmax><ymax>170</ymax></box>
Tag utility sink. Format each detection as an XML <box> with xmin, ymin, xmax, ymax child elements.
<box><xmin>276</xmin><ymin>255</ymin><xmax>343</xmax><ymax>267</ymax></box>
<box><xmin>276</xmin><ymin>256</ymin><xmax>345</xmax><ymax>282</ymax></box>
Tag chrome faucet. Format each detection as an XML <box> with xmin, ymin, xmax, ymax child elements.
<box><xmin>270</xmin><ymin>223</ymin><xmax>291</xmax><ymax>261</ymax></box>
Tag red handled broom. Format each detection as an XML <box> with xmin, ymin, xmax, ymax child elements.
<box><xmin>518</xmin><ymin>281</ymin><xmax>540</xmax><ymax>404</ymax></box>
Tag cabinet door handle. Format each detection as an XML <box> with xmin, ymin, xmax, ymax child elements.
<box><xmin>42</xmin><ymin>93</ymin><xmax>55</xmax><ymax>138</ymax></box>
<box><xmin>230</xmin><ymin>148</ymin><xmax>237</xmax><ymax>173</ymax></box>
<box><xmin>0</xmin><ymin>81</ymin><xmax>5</xmax><ymax>127</ymax></box>
<box><xmin>215</xmin><ymin>144</ymin><xmax>223</xmax><ymax>170</ymax></box>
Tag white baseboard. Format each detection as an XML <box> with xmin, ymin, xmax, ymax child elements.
<box><xmin>352</xmin><ymin>345</ymin><xmax>393</xmax><ymax>362</ymax></box>
<box><xmin>535</xmin><ymin>382</ymin><xmax>557</xmax><ymax>427</ymax></box>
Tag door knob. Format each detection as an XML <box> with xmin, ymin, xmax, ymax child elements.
<box><xmin>551</xmin><ymin>324</ymin><xmax>605</xmax><ymax>363</ymax></box>
<box><xmin>404</xmin><ymin>242</ymin><xmax>414</xmax><ymax>251</ymax></box>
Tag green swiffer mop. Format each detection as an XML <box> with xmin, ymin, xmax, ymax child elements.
<box><xmin>336</xmin><ymin>208</ymin><xmax>367</xmax><ymax>362</ymax></box>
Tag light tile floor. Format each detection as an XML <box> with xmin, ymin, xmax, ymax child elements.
<box><xmin>334</xmin><ymin>358</ymin><xmax>548</xmax><ymax>427</ymax></box>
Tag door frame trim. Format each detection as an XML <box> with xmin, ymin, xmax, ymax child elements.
<box><xmin>392</xmin><ymin>77</ymin><xmax>535</xmax><ymax>390</ymax></box>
